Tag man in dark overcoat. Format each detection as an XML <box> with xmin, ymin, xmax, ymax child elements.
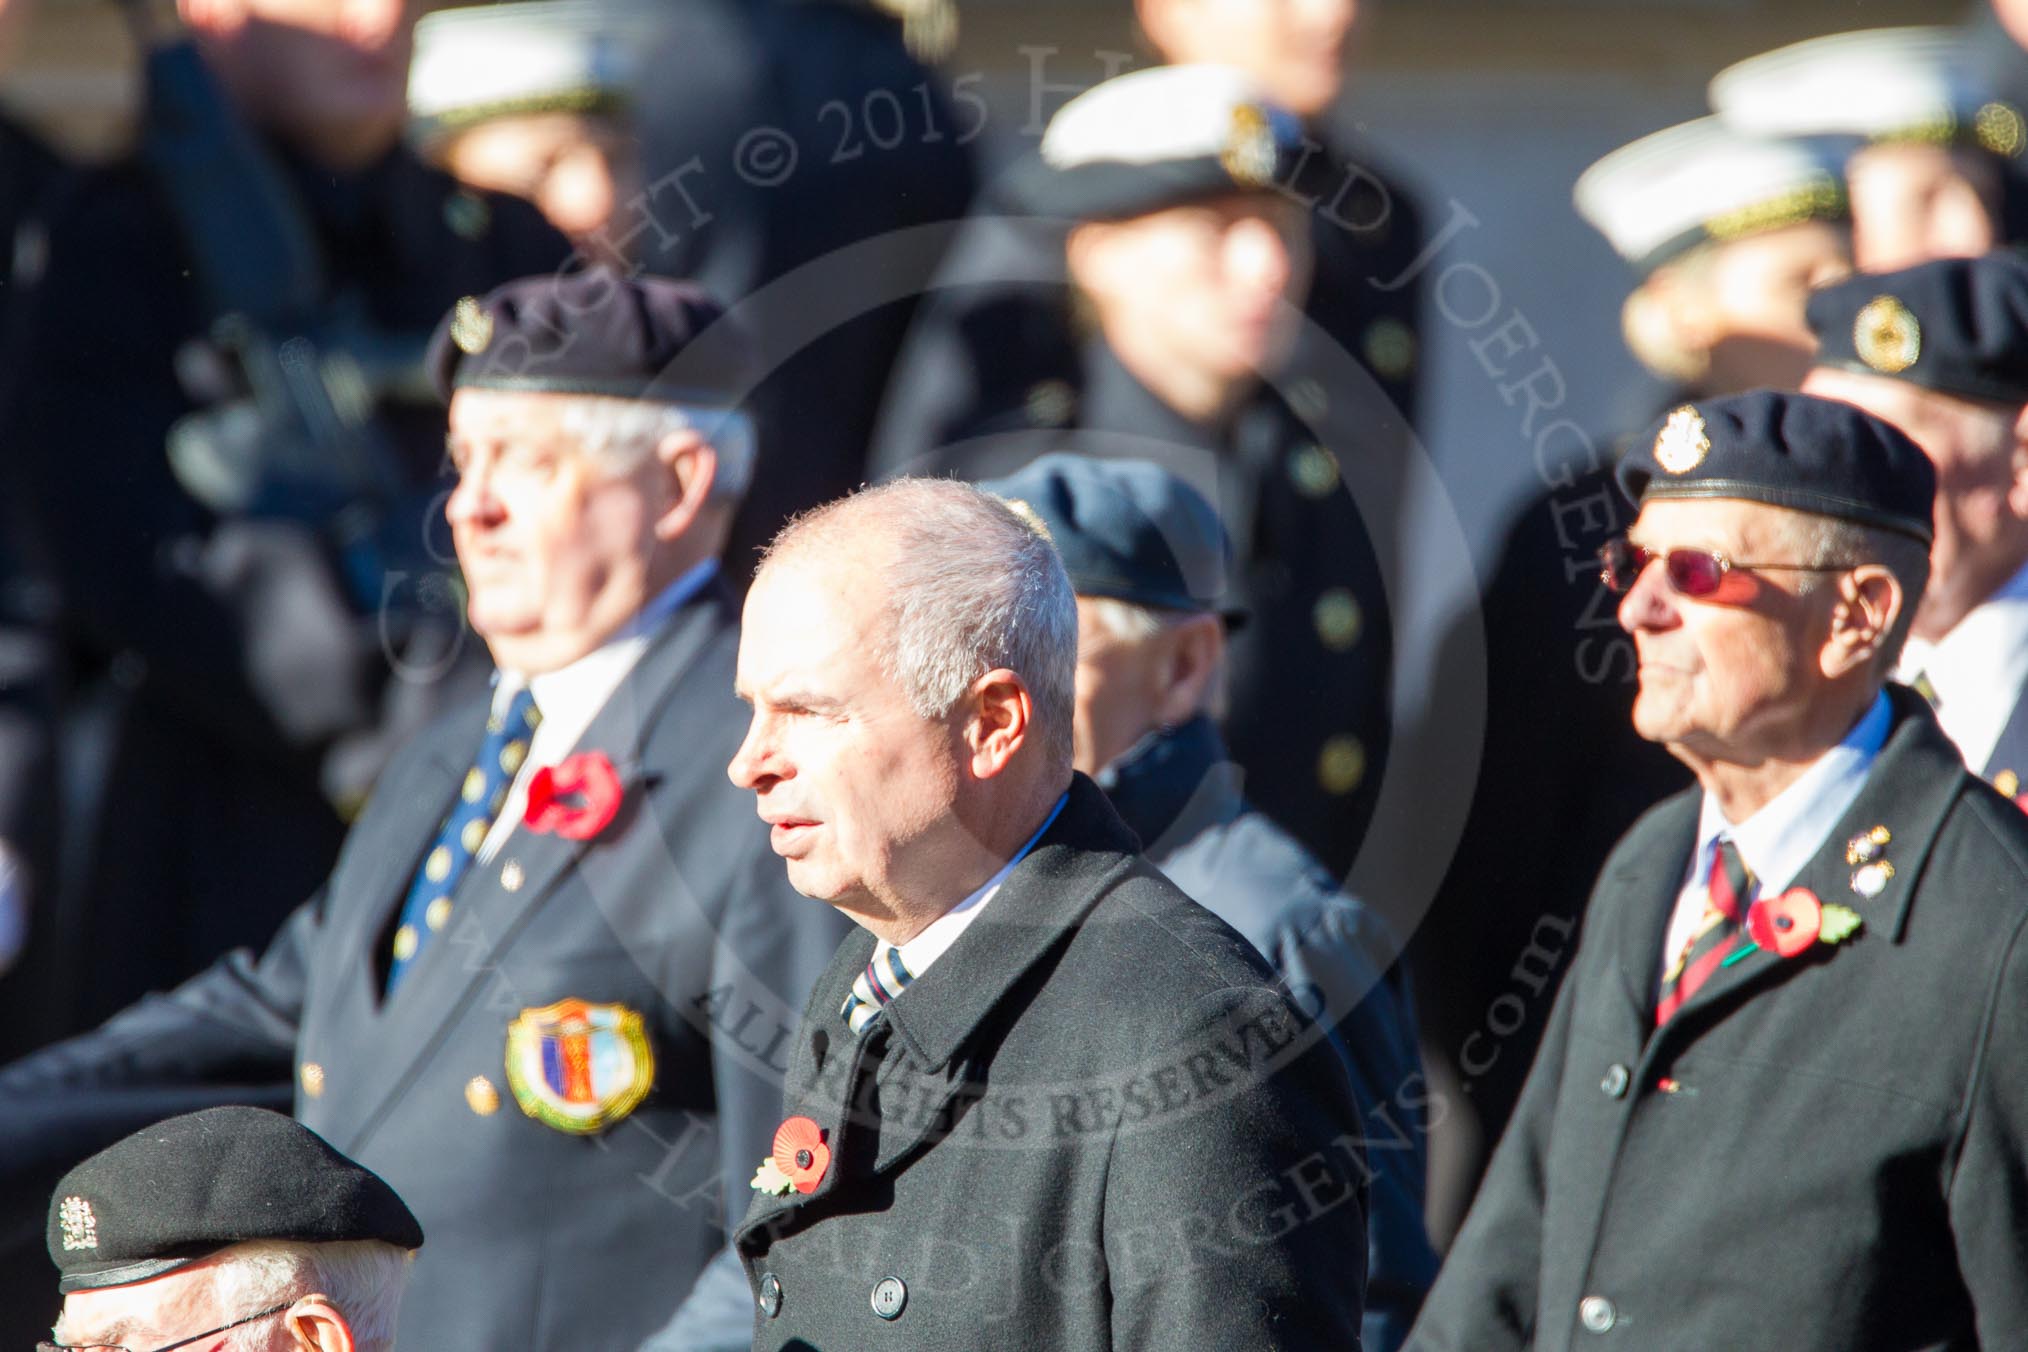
<box><xmin>725</xmin><ymin>476</ymin><xmax>1370</xmax><ymax>1349</ymax></box>
<box><xmin>0</xmin><ymin>273</ymin><xmax>847</xmax><ymax>1350</ymax></box>
<box><xmin>1411</xmin><ymin>389</ymin><xmax>2028</xmax><ymax>1350</ymax></box>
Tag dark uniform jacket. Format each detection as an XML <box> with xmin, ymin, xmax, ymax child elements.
<box><xmin>0</xmin><ymin>584</ymin><xmax>847</xmax><ymax>1349</ymax></box>
<box><xmin>873</xmin><ymin>341</ymin><xmax>1396</xmax><ymax>876</ymax></box>
<box><xmin>0</xmin><ymin>138</ymin><xmax>569</xmax><ymax>1057</ymax></box>
<box><xmin>1411</xmin><ymin>689</ymin><xmax>2028</xmax><ymax>1351</ymax></box>
<box><xmin>1100</xmin><ymin>715</ymin><xmax>1437</xmax><ymax>1351</ymax></box>
<box><xmin>736</xmin><ymin>774</ymin><xmax>1371</xmax><ymax>1351</ymax></box>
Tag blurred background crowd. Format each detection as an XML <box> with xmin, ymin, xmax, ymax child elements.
<box><xmin>0</xmin><ymin>0</ymin><xmax>2024</xmax><ymax>1340</ymax></box>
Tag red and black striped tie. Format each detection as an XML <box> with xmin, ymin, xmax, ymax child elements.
<box><xmin>1656</xmin><ymin>839</ymin><xmax>1751</xmax><ymax>1026</ymax></box>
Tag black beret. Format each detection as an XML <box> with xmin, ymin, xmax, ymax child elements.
<box><xmin>1003</xmin><ymin>65</ymin><xmax>1305</xmax><ymax>222</ymax></box>
<box><xmin>48</xmin><ymin>1107</ymin><xmax>423</xmax><ymax>1293</ymax></box>
<box><xmin>427</xmin><ymin>268</ymin><xmax>757</xmax><ymax>404</ymax></box>
<box><xmin>1807</xmin><ymin>250</ymin><xmax>2028</xmax><ymax>407</ymax></box>
<box><xmin>1616</xmin><ymin>390</ymin><xmax>1936</xmax><ymax>543</ymax></box>
<box><xmin>980</xmin><ymin>453</ymin><xmax>1241</xmax><ymax>620</ymax></box>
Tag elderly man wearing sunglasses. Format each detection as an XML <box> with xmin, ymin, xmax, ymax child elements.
<box><xmin>1411</xmin><ymin>389</ymin><xmax>2028</xmax><ymax>1351</ymax></box>
<box><xmin>41</xmin><ymin>1108</ymin><xmax>419</xmax><ymax>1352</ymax></box>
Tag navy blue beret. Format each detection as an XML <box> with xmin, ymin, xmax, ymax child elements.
<box><xmin>427</xmin><ymin>268</ymin><xmax>756</xmax><ymax>404</ymax></box>
<box><xmin>980</xmin><ymin>454</ymin><xmax>1241</xmax><ymax>619</ymax></box>
<box><xmin>1616</xmin><ymin>390</ymin><xmax>1936</xmax><ymax>543</ymax></box>
<box><xmin>1807</xmin><ymin>250</ymin><xmax>2028</xmax><ymax>407</ymax></box>
<box><xmin>49</xmin><ymin>1107</ymin><xmax>423</xmax><ymax>1292</ymax></box>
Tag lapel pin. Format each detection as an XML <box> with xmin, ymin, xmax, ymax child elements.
<box><xmin>1845</xmin><ymin>825</ymin><xmax>1890</xmax><ymax>865</ymax></box>
<box><xmin>1850</xmin><ymin>859</ymin><xmax>1895</xmax><ymax>899</ymax></box>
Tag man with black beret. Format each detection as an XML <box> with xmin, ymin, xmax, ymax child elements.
<box><xmin>1803</xmin><ymin>250</ymin><xmax>2028</xmax><ymax>797</ymax></box>
<box><xmin>1411</xmin><ymin>390</ymin><xmax>2028</xmax><ymax>1350</ymax></box>
<box><xmin>0</xmin><ymin>270</ymin><xmax>847</xmax><ymax>1349</ymax></box>
<box><xmin>982</xmin><ymin>453</ymin><xmax>1436</xmax><ymax>1351</ymax></box>
<box><xmin>45</xmin><ymin>1107</ymin><xmax>420</xmax><ymax>1351</ymax></box>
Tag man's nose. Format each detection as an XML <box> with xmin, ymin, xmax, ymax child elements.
<box><xmin>1227</xmin><ymin>216</ymin><xmax>1295</xmax><ymax>299</ymax></box>
<box><xmin>445</xmin><ymin>464</ymin><xmax>502</xmax><ymax>529</ymax></box>
<box><xmin>727</xmin><ymin>719</ymin><xmax>778</xmax><ymax>790</ymax></box>
<box><xmin>1617</xmin><ymin>555</ymin><xmax>1678</xmax><ymax>634</ymax></box>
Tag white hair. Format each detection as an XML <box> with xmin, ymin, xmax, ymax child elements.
<box><xmin>1780</xmin><ymin>512</ymin><xmax>1930</xmax><ymax>670</ymax></box>
<box><xmin>208</xmin><ymin>1240</ymin><xmax>412</xmax><ymax>1352</ymax></box>
<box><xmin>764</xmin><ymin>478</ymin><xmax>1079</xmax><ymax>770</ymax></box>
<box><xmin>1081</xmin><ymin>595</ymin><xmax>1172</xmax><ymax>643</ymax></box>
<box><xmin>557</xmin><ymin>394</ymin><xmax>757</xmax><ymax>499</ymax></box>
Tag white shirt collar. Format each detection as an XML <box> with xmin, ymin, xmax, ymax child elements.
<box><xmin>1691</xmin><ymin>689</ymin><xmax>1893</xmax><ymax>894</ymax></box>
<box><xmin>1895</xmin><ymin>557</ymin><xmax>2028</xmax><ymax>772</ymax></box>
<box><xmin>881</xmin><ymin>791</ymin><xmax>1071</xmax><ymax>982</ymax></box>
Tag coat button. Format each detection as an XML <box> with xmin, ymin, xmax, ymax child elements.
<box><xmin>757</xmin><ymin>1272</ymin><xmax>782</xmax><ymax>1318</ymax></box>
<box><xmin>1600</xmin><ymin>1064</ymin><xmax>1630</xmax><ymax>1098</ymax></box>
<box><xmin>1579</xmin><ymin>1295</ymin><xmax>1616</xmax><ymax>1333</ymax></box>
<box><xmin>871</xmin><ymin>1275</ymin><xmax>907</xmax><ymax>1320</ymax></box>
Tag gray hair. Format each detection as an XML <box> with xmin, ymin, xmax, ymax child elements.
<box><xmin>1782</xmin><ymin>513</ymin><xmax>1931</xmax><ymax>671</ymax></box>
<box><xmin>1080</xmin><ymin>596</ymin><xmax>1228</xmax><ymax>718</ymax></box>
<box><xmin>558</xmin><ymin>395</ymin><xmax>756</xmax><ymax>500</ymax></box>
<box><xmin>209</xmin><ymin>1240</ymin><xmax>412</xmax><ymax>1352</ymax></box>
<box><xmin>764</xmin><ymin>478</ymin><xmax>1079</xmax><ymax>771</ymax></box>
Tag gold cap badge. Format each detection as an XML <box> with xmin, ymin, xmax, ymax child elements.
<box><xmin>58</xmin><ymin>1196</ymin><xmax>97</xmax><ymax>1251</ymax></box>
<box><xmin>1220</xmin><ymin>103</ymin><xmax>1279</xmax><ymax>189</ymax></box>
<box><xmin>1654</xmin><ymin>405</ymin><xmax>1711</xmax><ymax>475</ymax></box>
<box><xmin>450</xmin><ymin>296</ymin><xmax>494</xmax><ymax>355</ymax></box>
<box><xmin>1977</xmin><ymin>101</ymin><xmax>2026</xmax><ymax>158</ymax></box>
<box><xmin>1854</xmin><ymin>295</ymin><xmax>1920</xmax><ymax>375</ymax></box>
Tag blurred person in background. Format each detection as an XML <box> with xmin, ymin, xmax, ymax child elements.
<box><xmin>1804</xmin><ymin>251</ymin><xmax>2028</xmax><ymax>795</ymax></box>
<box><xmin>981</xmin><ymin>452</ymin><xmax>1436</xmax><ymax>1351</ymax></box>
<box><xmin>0</xmin><ymin>0</ymin><xmax>569</xmax><ymax>1106</ymax></box>
<box><xmin>0</xmin><ymin>273</ymin><xmax>847</xmax><ymax>1349</ymax></box>
<box><xmin>880</xmin><ymin>66</ymin><xmax>1399</xmax><ymax>908</ymax></box>
<box><xmin>1411</xmin><ymin>119</ymin><xmax>1850</xmax><ymax>1245</ymax></box>
<box><xmin>1713</xmin><ymin>26</ymin><xmax>2022</xmax><ymax>271</ymax></box>
<box><xmin>407</xmin><ymin>0</ymin><xmax>660</xmax><ymax>249</ymax></box>
<box><xmin>628</xmin><ymin>0</ymin><xmax>978</xmax><ymax>582</ymax></box>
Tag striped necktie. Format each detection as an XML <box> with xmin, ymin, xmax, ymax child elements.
<box><xmin>1655</xmin><ymin>838</ymin><xmax>1751</xmax><ymax>1026</ymax></box>
<box><xmin>840</xmin><ymin>946</ymin><xmax>914</xmax><ymax>1035</ymax></box>
<box><xmin>385</xmin><ymin>686</ymin><xmax>540</xmax><ymax>993</ymax></box>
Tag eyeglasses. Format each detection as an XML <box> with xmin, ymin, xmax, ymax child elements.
<box><xmin>1597</xmin><ymin>536</ymin><xmax>1853</xmax><ymax>598</ymax></box>
<box><xmin>38</xmin><ymin>1301</ymin><xmax>290</xmax><ymax>1352</ymax></box>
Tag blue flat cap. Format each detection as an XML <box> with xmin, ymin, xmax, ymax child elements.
<box><xmin>427</xmin><ymin>267</ymin><xmax>756</xmax><ymax>404</ymax></box>
<box><xmin>50</xmin><ymin>1107</ymin><xmax>422</xmax><ymax>1293</ymax></box>
<box><xmin>1616</xmin><ymin>390</ymin><xmax>1936</xmax><ymax>543</ymax></box>
<box><xmin>981</xmin><ymin>454</ymin><xmax>1241</xmax><ymax>619</ymax></box>
<box><xmin>1807</xmin><ymin>250</ymin><xmax>2028</xmax><ymax>408</ymax></box>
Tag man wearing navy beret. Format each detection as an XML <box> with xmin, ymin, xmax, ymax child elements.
<box><xmin>1412</xmin><ymin>390</ymin><xmax>2028</xmax><ymax>1350</ymax></box>
<box><xmin>1803</xmin><ymin>250</ymin><xmax>2028</xmax><ymax>799</ymax></box>
<box><xmin>0</xmin><ymin>271</ymin><xmax>846</xmax><ymax>1349</ymax></box>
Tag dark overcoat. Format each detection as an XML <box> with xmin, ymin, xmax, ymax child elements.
<box><xmin>735</xmin><ymin>775</ymin><xmax>1372</xmax><ymax>1351</ymax></box>
<box><xmin>1410</xmin><ymin>688</ymin><xmax>2028</xmax><ymax>1351</ymax></box>
<box><xmin>0</xmin><ymin>585</ymin><xmax>846</xmax><ymax>1349</ymax></box>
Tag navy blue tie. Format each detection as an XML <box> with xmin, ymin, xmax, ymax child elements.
<box><xmin>386</xmin><ymin>686</ymin><xmax>540</xmax><ymax>993</ymax></box>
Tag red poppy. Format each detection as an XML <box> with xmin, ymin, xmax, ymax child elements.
<box><xmin>773</xmin><ymin>1116</ymin><xmax>830</xmax><ymax>1194</ymax></box>
<box><xmin>524</xmin><ymin>752</ymin><xmax>624</xmax><ymax>840</ymax></box>
<box><xmin>1747</xmin><ymin>887</ymin><xmax>1823</xmax><ymax>959</ymax></box>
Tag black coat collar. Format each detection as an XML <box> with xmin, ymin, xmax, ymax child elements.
<box><xmin>1096</xmin><ymin>716</ymin><xmax>1245</xmax><ymax>866</ymax></box>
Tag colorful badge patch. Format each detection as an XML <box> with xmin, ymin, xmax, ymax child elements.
<box><xmin>450</xmin><ymin>295</ymin><xmax>494</xmax><ymax>355</ymax></box>
<box><xmin>1654</xmin><ymin>405</ymin><xmax>1711</xmax><ymax>475</ymax></box>
<box><xmin>504</xmin><ymin>998</ymin><xmax>654</xmax><ymax>1135</ymax></box>
<box><xmin>1220</xmin><ymin>102</ymin><xmax>1279</xmax><ymax>189</ymax></box>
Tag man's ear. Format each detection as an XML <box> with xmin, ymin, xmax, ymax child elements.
<box><xmin>2005</xmin><ymin>402</ymin><xmax>2028</xmax><ymax>521</ymax></box>
<box><xmin>1151</xmin><ymin>615</ymin><xmax>1223</xmax><ymax>728</ymax></box>
<box><xmin>1823</xmin><ymin>564</ymin><xmax>1902</xmax><ymax>679</ymax></box>
<box><xmin>284</xmin><ymin>1296</ymin><xmax>355</xmax><ymax>1352</ymax></box>
<box><xmin>965</xmin><ymin>668</ymin><xmax>1032</xmax><ymax>780</ymax></box>
<box><xmin>651</xmin><ymin>428</ymin><xmax>717</xmax><ymax>542</ymax></box>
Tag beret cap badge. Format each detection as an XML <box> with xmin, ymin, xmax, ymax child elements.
<box><xmin>1854</xmin><ymin>295</ymin><xmax>1921</xmax><ymax>375</ymax></box>
<box><xmin>1220</xmin><ymin>102</ymin><xmax>1278</xmax><ymax>189</ymax></box>
<box><xmin>57</xmin><ymin>1197</ymin><xmax>97</xmax><ymax>1251</ymax></box>
<box><xmin>1976</xmin><ymin>101</ymin><xmax>2027</xmax><ymax>158</ymax></box>
<box><xmin>450</xmin><ymin>295</ymin><xmax>494</xmax><ymax>355</ymax></box>
<box><xmin>1654</xmin><ymin>405</ymin><xmax>1711</xmax><ymax>475</ymax></box>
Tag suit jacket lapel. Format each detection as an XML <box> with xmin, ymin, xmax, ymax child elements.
<box><xmin>1600</xmin><ymin>794</ymin><xmax>1699</xmax><ymax>1034</ymax></box>
<box><xmin>325</xmin><ymin>586</ymin><xmax>736</xmax><ymax>1153</ymax></box>
<box><xmin>1667</xmin><ymin>690</ymin><xmax>1969</xmax><ymax>1029</ymax></box>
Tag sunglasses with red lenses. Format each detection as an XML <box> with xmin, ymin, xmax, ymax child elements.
<box><xmin>1597</xmin><ymin>537</ymin><xmax>1851</xmax><ymax>598</ymax></box>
